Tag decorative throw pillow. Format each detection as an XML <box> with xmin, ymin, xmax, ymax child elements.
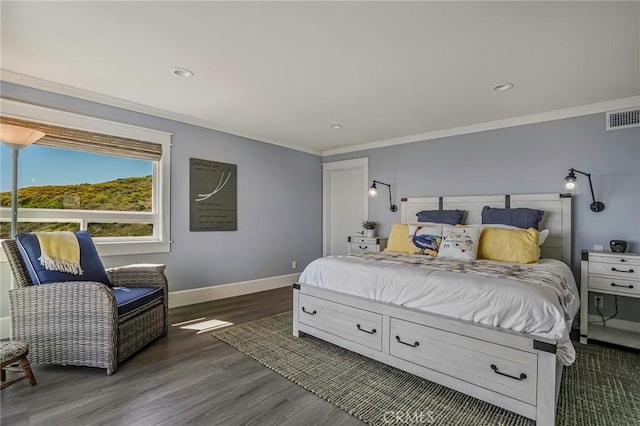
<box><xmin>481</xmin><ymin>224</ymin><xmax>550</xmax><ymax>246</ymax></box>
<box><xmin>15</xmin><ymin>231</ymin><xmax>111</xmax><ymax>286</ymax></box>
<box><xmin>408</xmin><ymin>225</ymin><xmax>443</xmax><ymax>256</ymax></box>
<box><xmin>478</xmin><ymin>227</ymin><xmax>540</xmax><ymax>264</ymax></box>
<box><xmin>481</xmin><ymin>206</ymin><xmax>544</xmax><ymax>230</ymax></box>
<box><xmin>416</xmin><ymin>209</ymin><xmax>465</xmax><ymax>225</ymax></box>
<box><xmin>438</xmin><ymin>225</ymin><xmax>482</xmax><ymax>261</ymax></box>
<box><xmin>384</xmin><ymin>223</ymin><xmax>411</xmax><ymax>254</ymax></box>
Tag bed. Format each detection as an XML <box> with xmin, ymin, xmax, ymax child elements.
<box><xmin>293</xmin><ymin>193</ymin><xmax>576</xmax><ymax>425</ymax></box>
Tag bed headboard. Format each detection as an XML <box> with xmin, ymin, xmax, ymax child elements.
<box><xmin>400</xmin><ymin>193</ymin><xmax>572</xmax><ymax>265</ymax></box>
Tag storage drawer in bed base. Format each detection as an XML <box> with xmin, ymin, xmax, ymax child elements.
<box><xmin>298</xmin><ymin>293</ymin><xmax>382</xmax><ymax>351</ymax></box>
<box><xmin>389</xmin><ymin>317</ymin><xmax>537</xmax><ymax>405</ymax></box>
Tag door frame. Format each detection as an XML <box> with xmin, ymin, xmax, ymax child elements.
<box><xmin>322</xmin><ymin>158</ymin><xmax>369</xmax><ymax>256</ymax></box>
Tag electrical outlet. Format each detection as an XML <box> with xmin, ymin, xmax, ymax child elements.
<box><xmin>594</xmin><ymin>295</ymin><xmax>604</xmax><ymax>308</ymax></box>
<box><xmin>291</xmin><ymin>260</ymin><xmax>297</xmax><ymax>269</ymax></box>
<box><xmin>594</xmin><ymin>244</ymin><xmax>604</xmax><ymax>251</ymax></box>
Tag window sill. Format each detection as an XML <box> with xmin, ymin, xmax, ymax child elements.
<box><xmin>95</xmin><ymin>239</ymin><xmax>170</xmax><ymax>257</ymax></box>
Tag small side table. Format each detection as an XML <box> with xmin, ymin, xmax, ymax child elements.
<box><xmin>1</xmin><ymin>340</ymin><xmax>37</xmax><ymax>390</ymax></box>
<box><xmin>580</xmin><ymin>250</ymin><xmax>640</xmax><ymax>349</ymax></box>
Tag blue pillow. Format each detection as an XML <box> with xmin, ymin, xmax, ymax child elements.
<box><xmin>481</xmin><ymin>206</ymin><xmax>544</xmax><ymax>230</ymax></box>
<box><xmin>15</xmin><ymin>231</ymin><xmax>111</xmax><ymax>286</ymax></box>
<box><xmin>416</xmin><ymin>209</ymin><xmax>465</xmax><ymax>225</ymax></box>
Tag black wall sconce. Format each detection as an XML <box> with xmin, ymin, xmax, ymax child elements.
<box><xmin>368</xmin><ymin>180</ymin><xmax>398</xmax><ymax>212</ymax></box>
<box><xmin>563</xmin><ymin>168</ymin><xmax>605</xmax><ymax>212</ymax></box>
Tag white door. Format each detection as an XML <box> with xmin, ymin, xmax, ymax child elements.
<box><xmin>323</xmin><ymin>158</ymin><xmax>368</xmax><ymax>256</ymax></box>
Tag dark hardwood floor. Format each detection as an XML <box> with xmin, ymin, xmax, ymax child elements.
<box><xmin>1</xmin><ymin>287</ymin><xmax>364</xmax><ymax>426</ymax></box>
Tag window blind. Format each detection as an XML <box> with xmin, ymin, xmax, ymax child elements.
<box><xmin>0</xmin><ymin>116</ymin><xmax>162</xmax><ymax>161</ymax></box>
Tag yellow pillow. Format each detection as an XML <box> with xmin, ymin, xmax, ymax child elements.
<box><xmin>384</xmin><ymin>223</ymin><xmax>411</xmax><ymax>254</ymax></box>
<box><xmin>478</xmin><ymin>227</ymin><xmax>540</xmax><ymax>264</ymax></box>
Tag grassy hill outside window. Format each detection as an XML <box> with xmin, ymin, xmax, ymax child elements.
<box><xmin>0</xmin><ymin>104</ymin><xmax>171</xmax><ymax>256</ymax></box>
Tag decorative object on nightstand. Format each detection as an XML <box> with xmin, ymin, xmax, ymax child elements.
<box><xmin>361</xmin><ymin>220</ymin><xmax>377</xmax><ymax>238</ymax></box>
<box><xmin>347</xmin><ymin>236</ymin><xmax>387</xmax><ymax>254</ymax></box>
<box><xmin>609</xmin><ymin>240</ymin><xmax>628</xmax><ymax>253</ymax></box>
<box><xmin>580</xmin><ymin>250</ymin><xmax>640</xmax><ymax>349</ymax></box>
<box><xmin>562</xmin><ymin>168</ymin><xmax>605</xmax><ymax>212</ymax></box>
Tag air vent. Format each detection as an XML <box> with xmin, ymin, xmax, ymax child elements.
<box><xmin>606</xmin><ymin>108</ymin><xmax>639</xmax><ymax>130</ymax></box>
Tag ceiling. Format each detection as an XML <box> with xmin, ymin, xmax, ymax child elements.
<box><xmin>1</xmin><ymin>1</ymin><xmax>639</xmax><ymax>155</ymax></box>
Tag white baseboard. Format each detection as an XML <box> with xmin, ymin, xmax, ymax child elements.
<box><xmin>588</xmin><ymin>314</ymin><xmax>640</xmax><ymax>333</ymax></box>
<box><xmin>0</xmin><ymin>316</ymin><xmax>9</xmax><ymax>340</ymax></box>
<box><xmin>168</xmin><ymin>273</ymin><xmax>300</xmax><ymax>308</ymax></box>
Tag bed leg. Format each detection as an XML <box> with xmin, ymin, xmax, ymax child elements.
<box><xmin>536</xmin><ymin>351</ymin><xmax>557</xmax><ymax>426</ymax></box>
<box><xmin>293</xmin><ymin>284</ymin><xmax>300</xmax><ymax>338</ymax></box>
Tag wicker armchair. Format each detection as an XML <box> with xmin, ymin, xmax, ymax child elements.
<box><xmin>1</xmin><ymin>239</ymin><xmax>168</xmax><ymax>375</ymax></box>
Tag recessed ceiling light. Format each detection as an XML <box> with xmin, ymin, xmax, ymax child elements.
<box><xmin>493</xmin><ymin>83</ymin><xmax>514</xmax><ymax>92</ymax></box>
<box><xmin>330</xmin><ymin>124</ymin><xmax>343</xmax><ymax>129</ymax></box>
<box><xmin>171</xmin><ymin>68</ymin><xmax>195</xmax><ymax>78</ymax></box>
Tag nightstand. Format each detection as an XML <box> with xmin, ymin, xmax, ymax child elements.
<box><xmin>580</xmin><ymin>250</ymin><xmax>640</xmax><ymax>349</ymax></box>
<box><xmin>347</xmin><ymin>236</ymin><xmax>387</xmax><ymax>254</ymax></box>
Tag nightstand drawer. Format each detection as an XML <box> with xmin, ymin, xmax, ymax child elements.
<box><xmin>589</xmin><ymin>253</ymin><xmax>640</xmax><ymax>266</ymax></box>
<box><xmin>589</xmin><ymin>262</ymin><xmax>639</xmax><ymax>280</ymax></box>
<box><xmin>349</xmin><ymin>236</ymin><xmax>379</xmax><ymax>244</ymax></box>
<box><xmin>348</xmin><ymin>242</ymin><xmax>380</xmax><ymax>253</ymax></box>
<box><xmin>347</xmin><ymin>236</ymin><xmax>387</xmax><ymax>254</ymax></box>
<box><xmin>589</xmin><ymin>276</ymin><xmax>640</xmax><ymax>297</ymax></box>
<box><xmin>589</xmin><ymin>277</ymin><xmax>640</xmax><ymax>296</ymax></box>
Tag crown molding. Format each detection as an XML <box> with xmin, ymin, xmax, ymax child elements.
<box><xmin>0</xmin><ymin>70</ymin><xmax>322</xmax><ymax>156</ymax></box>
<box><xmin>322</xmin><ymin>96</ymin><xmax>640</xmax><ymax>157</ymax></box>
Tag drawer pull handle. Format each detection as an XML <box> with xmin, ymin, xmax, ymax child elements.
<box><xmin>611</xmin><ymin>267</ymin><xmax>634</xmax><ymax>273</ymax></box>
<box><xmin>302</xmin><ymin>307</ymin><xmax>317</xmax><ymax>315</ymax></box>
<box><xmin>611</xmin><ymin>283</ymin><xmax>634</xmax><ymax>289</ymax></box>
<box><xmin>491</xmin><ymin>364</ymin><xmax>526</xmax><ymax>381</ymax></box>
<box><xmin>395</xmin><ymin>336</ymin><xmax>420</xmax><ymax>348</ymax></box>
<box><xmin>359</xmin><ymin>245</ymin><xmax>368</xmax><ymax>249</ymax></box>
<box><xmin>356</xmin><ymin>324</ymin><xmax>377</xmax><ymax>334</ymax></box>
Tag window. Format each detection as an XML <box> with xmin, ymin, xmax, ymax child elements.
<box><xmin>0</xmin><ymin>99</ymin><xmax>172</xmax><ymax>256</ymax></box>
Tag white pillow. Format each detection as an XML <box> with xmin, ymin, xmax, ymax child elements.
<box><xmin>438</xmin><ymin>225</ymin><xmax>482</xmax><ymax>261</ymax></box>
<box><xmin>538</xmin><ymin>229</ymin><xmax>550</xmax><ymax>246</ymax></box>
<box><xmin>480</xmin><ymin>224</ymin><xmax>549</xmax><ymax>246</ymax></box>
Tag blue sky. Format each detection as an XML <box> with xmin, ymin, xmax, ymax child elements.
<box><xmin>0</xmin><ymin>144</ymin><xmax>152</xmax><ymax>192</ymax></box>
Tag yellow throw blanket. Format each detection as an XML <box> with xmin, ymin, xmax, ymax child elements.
<box><xmin>35</xmin><ymin>231</ymin><xmax>83</xmax><ymax>275</ymax></box>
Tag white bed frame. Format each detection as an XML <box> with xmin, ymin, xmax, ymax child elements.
<box><xmin>293</xmin><ymin>193</ymin><xmax>572</xmax><ymax>425</ymax></box>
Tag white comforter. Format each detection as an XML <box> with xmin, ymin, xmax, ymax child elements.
<box><xmin>299</xmin><ymin>253</ymin><xmax>580</xmax><ymax>365</ymax></box>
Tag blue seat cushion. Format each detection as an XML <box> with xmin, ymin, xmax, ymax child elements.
<box><xmin>16</xmin><ymin>231</ymin><xmax>111</xmax><ymax>286</ymax></box>
<box><xmin>113</xmin><ymin>286</ymin><xmax>163</xmax><ymax>317</ymax></box>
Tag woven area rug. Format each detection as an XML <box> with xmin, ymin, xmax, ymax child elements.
<box><xmin>212</xmin><ymin>312</ymin><xmax>640</xmax><ymax>426</ymax></box>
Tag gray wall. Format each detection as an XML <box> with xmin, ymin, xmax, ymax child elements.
<box><xmin>0</xmin><ymin>81</ymin><xmax>323</xmax><ymax>318</ymax></box>
<box><xmin>324</xmin><ymin>113</ymin><xmax>640</xmax><ymax>321</ymax></box>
